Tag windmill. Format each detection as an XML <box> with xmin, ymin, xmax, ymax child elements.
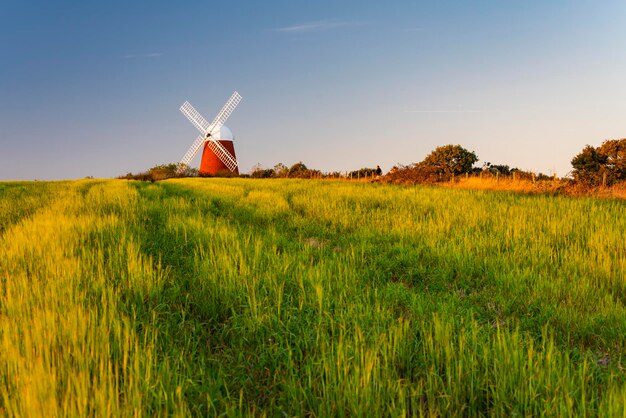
<box><xmin>178</xmin><ymin>91</ymin><xmax>242</xmax><ymax>175</ymax></box>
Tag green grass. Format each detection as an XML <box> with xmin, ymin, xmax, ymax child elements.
<box><xmin>1</xmin><ymin>178</ymin><xmax>625</xmax><ymax>416</ymax></box>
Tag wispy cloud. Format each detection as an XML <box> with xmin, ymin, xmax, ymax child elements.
<box><xmin>405</xmin><ymin>110</ymin><xmax>495</xmax><ymax>113</ymax></box>
<box><xmin>273</xmin><ymin>20</ymin><xmax>359</xmax><ymax>33</ymax></box>
<box><xmin>123</xmin><ymin>52</ymin><xmax>162</xmax><ymax>59</ymax></box>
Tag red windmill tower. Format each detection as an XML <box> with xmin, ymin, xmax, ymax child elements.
<box><xmin>178</xmin><ymin>91</ymin><xmax>242</xmax><ymax>175</ymax></box>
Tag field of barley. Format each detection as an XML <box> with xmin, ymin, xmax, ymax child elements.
<box><xmin>1</xmin><ymin>178</ymin><xmax>625</xmax><ymax>416</ymax></box>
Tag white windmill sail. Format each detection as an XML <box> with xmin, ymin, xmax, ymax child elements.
<box><xmin>178</xmin><ymin>91</ymin><xmax>242</xmax><ymax>172</ymax></box>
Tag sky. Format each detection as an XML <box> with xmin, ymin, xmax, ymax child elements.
<box><xmin>1</xmin><ymin>0</ymin><xmax>626</xmax><ymax>180</ymax></box>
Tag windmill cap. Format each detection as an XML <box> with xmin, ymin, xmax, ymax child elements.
<box><xmin>213</xmin><ymin>124</ymin><xmax>234</xmax><ymax>141</ymax></box>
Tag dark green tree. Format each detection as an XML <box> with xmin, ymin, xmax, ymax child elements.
<box><xmin>288</xmin><ymin>162</ymin><xmax>309</xmax><ymax>178</ymax></box>
<box><xmin>571</xmin><ymin>139</ymin><xmax>626</xmax><ymax>186</ymax></box>
<box><xmin>571</xmin><ymin>145</ymin><xmax>606</xmax><ymax>185</ymax></box>
<box><xmin>421</xmin><ymin>144</ymin><xmax>478</xmax><ymax>177</ymax></box>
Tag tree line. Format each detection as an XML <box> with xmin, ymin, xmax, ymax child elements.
<box><xmin>120</xmin><ymin>138</ymin><xmax>626</xmax><ymax>188</ymax></box>
<box><xmin>383</xmin><ymin>139</ymin><xmax>626</xmax><ymax>187</ymax></box>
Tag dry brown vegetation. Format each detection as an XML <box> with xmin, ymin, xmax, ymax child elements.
<box><xmin>379</xmin><ymin>171</ymin><xmax>626</xmax><ymax>200</ymax></box>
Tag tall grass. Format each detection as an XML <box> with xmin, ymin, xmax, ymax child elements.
<box><xmin>1</xmin><ymin>178</ymin><xmax>625</xmax><ymax>416</ymax></box>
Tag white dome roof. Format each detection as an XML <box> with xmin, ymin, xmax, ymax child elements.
<box><xmin>213</xmin><ymin>124</ymin><xmax>234</xmax><ymax>141</ymax></box>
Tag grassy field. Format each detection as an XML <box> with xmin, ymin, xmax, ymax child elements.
<box><xmin>1</xmin><ymin>178</ymin><xmax>625</xmax><ymax>416</ymax></box>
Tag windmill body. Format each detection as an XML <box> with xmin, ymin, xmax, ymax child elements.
<box><xmin>199</xmin><ymin>125</ymin><xmax>238</xmax><ymax>175</ymax></box>
<box><xmin>178</xmin><ymin>91</ymin><xmax>242</xmax><ymax>176</ymax></box>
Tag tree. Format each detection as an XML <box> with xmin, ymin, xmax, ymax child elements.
<box><xmin>288</xmin><ymin>162</ymin><xmax>309</xmax><ymax>178</ymax></box>
<box><xmin>571</xmin><ymin>139</ymin><xmax>626</xmax><ymax>186</ymax></box>
<box><xmin>571</xmin><ymin>145</ymin><xmax>606</xmax><ymax>185</ymax></box>
<box><xmin>421</xmin><ymin>144</ymin><xmax>478</xmax><ymax>177</ymax></box>
<box><xmin>598</xmin><ymin>139</ymin><xmax>626</xmax><ymax>184</ymax></box>
<box><xmin>273</xmin><ymin>163</ymin><xmax>288</xmax><ymax>178</ymax></box>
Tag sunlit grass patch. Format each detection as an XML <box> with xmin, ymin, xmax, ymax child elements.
<box><xmin>1</xmin><ymin>178</ymin><xmax>625</xmax><ymax>415</ymax></box>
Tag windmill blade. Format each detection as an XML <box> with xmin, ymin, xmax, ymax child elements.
<box><xmin>179</xmin><ymin>134</ymin><xmax>238</xmax><ymax>172</ymax></box>
<box><xmin>196</xmin><ymin>91</ymin><xmax>241</xmax><ymax>172</ymax></box>
<box><xmin>179</xmin><ymin>134</ymin><xmax>206</xmax><ymax>168</ymax></box>
<box><xmin>205</xmin><ymin>138</ymin><xmax>238</xmax><ymax>172</ymax></box>
<box><xmin>178</xmin><ymin>91</ymin><xmax>242</xmax><ymax>173</ymax></box>
<box><xmin>180</xmin><ymin>101</ymin><xmax>213</xmax><ymax>134</ymax></box>
<box><xmin>208</xmin><ymin>91</ymin><xmax>242</xmax><ymax>130</ymax></box>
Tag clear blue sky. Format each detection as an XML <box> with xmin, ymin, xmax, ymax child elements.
<box><xmin>1</xmin><ymin>0</ymin><xmax>625</xmax><ymax>179</ymax></box>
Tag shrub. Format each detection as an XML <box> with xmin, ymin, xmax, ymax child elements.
<box><xmin>383</xmin><ymin>164</ymin><xmax>441</xmax><ymax>184</ymax></box>
<box><xmin>119</xmin><ymin>163</ymin><xmax>197</xmax><ymax>182</ymax></box>
<box><xmin>348</xmin><ymin>168</ymin><xmax>377</xmax><ymax>178</ymax></box>
<box><xmin>286</xmin><ymin>162</ymin><xmax>320</xmax><ymax>179</ymax></box>
<box><xmin>251</xmin><ymin>168</ymin><xmax>275</xmax><ymax>178</ymax></box>
<box><xmin>482</xmin><ymin>162</ymin><xmax>511</xmax><ymax>176</ymax></box>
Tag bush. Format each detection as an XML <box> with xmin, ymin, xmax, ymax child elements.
<box><xmin>198</xmin><ymin>169</ymin><xmax>238</xmax><ymax>178</ymax></box>
<box><xmin>381</xmin><ymin>144</ymin><xmax>478</xmax><ymax>184</ymax></box>
<box><xmin>383</xmin><ymin>164</ymin><xmax>441</xmax><ymax>184</ymax></box>
<box><xmin>348</xmin><ymin>168</ymin><xmax>377</xmax><ymax>178</ymax></box>
<box><xmin>119</xmin><ymin>163</ymin><xmax>197</xmax><ymax>182</ymax></box>
<box><xmin>482</xmin><ymin>162</ymin><xmax>511</xmax><ymax>176</ymax></box>
<box><xmin>249</xmin><ymin>162</ymin><xmax>324</xmax><ymax>179</ymax></box>
<box><xmin>251</xmin><ymin>168</ymin><xmax>275</xmax><ymax>178</ymax></box>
